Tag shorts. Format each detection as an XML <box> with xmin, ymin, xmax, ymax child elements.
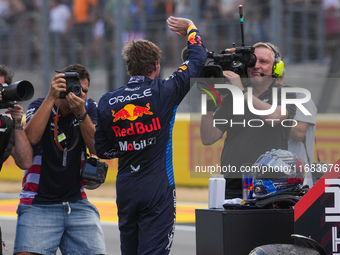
<box><xmin>14</xmin><ymin>199</ymin><xmax>106</xmax><ymax>255</ymax></box>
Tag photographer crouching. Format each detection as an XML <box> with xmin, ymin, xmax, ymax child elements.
<box><xmin>200</xmin><ymin>42</ymin><xmax>296</xmax><ymax>199</ymax></box>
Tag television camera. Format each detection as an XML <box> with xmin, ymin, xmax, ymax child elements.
<box><xmin>198</xmin><ymin>5</ymin><xmax>257</xmax><ymax>78</ymax></box>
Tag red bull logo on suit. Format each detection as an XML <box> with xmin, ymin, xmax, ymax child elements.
<box><xmin>178</xmin><ymin>64</ymin><xmax>188</xmax><ymax>72</ymax></box>
<box><xmin>188</xmin><ymin>32</ymin><xmax>202</xmax><ymax>46</ymax></box>
<box><xmin>111</xmin><ymin>103</ymin><xmax>161</xmax><ymax>138</ymax></box>
<box><xmin>112</xmin><ymin>118</ymin><xmax>161</xmax><ymax>137</ymax></box>
<box><xmin>112</xmin><ymin>103</ymin><xmax>153</xmax><ymax>122</ymax></box>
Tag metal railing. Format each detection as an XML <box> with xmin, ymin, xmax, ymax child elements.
<box><xmin>0</xmin><ymin>0</ymin><xmax>337</xmax><ymax>112</ymax></box>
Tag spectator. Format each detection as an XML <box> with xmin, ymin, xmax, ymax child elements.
<box><xmin>284</xmin><ymin>0</ymin><xmax>321</xmax><ymax>62</ymax></box>
<box><xmin>70</xmin><ymin>0</ymin><xmax>98</xmax><ymax>66</ymax></box>
<box><xmin>323</xmin><ymin>0</ymin><xmax>340</xmax><ymax>62</ymax></box>
<box><xmin>0</xmin><ymin>0</ymin><xmax>10</xmax><ymax>65</ymax></box>
<box><xmin>128</xmin><ymin>0</ymin><xmax>144</xmax><ymax>33</ymax></box>
<box><xmin>49</xmin><ymin>0</ymin><xmax>71</xmax><ymax>69</ymax></box>
<box><xmin>6</xmin><ymin>0</ymin><xmax>26</xmax><ymax>67</ymax></box>
<box><xmin>217</xmin><ymin>0</ymin><xmax>244</xmax><ymax>49</ymax></box>
<box><xmin>174</xmin><ymin>0</ymin><xmax>190</xmax><ymax>18</ymax></box>
<box><xmin>244</xmin><ymin>0</ymin><xmax>270</xmax><ymax>44</ymax></box>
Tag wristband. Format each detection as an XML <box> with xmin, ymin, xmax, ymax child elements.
<box><xmin>187</xmin><ymin>25</ymin><xmax>197</xmax><ymax>35</ymax></box>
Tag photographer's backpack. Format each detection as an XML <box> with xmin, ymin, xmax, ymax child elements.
<box><xmin>0</xmin><ymin>115</ymin><xmax>14</xmax><ymax>171</ymax></box>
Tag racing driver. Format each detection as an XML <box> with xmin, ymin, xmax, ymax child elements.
<box><xmin>94</xmin><ymin>16</ymin><xmax>206</xmax><ymax>255</ymax></box>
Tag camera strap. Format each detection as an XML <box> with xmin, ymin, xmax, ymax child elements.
<box><xmin>54</xmin><ymin>105</ymin><xmax>79</xmax><ymax>166</ymax></box>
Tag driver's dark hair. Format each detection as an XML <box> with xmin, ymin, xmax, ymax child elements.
<box><xmin>122</xmin><ymin>39</ymin><xmax>162</xmax><ymax>77</ymax></box>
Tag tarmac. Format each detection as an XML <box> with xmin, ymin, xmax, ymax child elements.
<box><xmin>0</xmin><ymin>194</ymin><xmax>207</xmax><ymax>224</ymax></box>
<box><xmin>0</xmin><ymin>190</ymin><xmax>207</xmax><ymax>254</ymax></box>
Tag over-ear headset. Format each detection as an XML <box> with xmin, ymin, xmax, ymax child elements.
<box><xmin>265</xmin><ymin>43</ymin><xmax>284</xmax><ymax>78</ymax></box>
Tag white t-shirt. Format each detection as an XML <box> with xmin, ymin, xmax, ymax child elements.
<box><xmin>288</xmin><ymin>93</ymin><xmax>317</xmax><ymax>165</ymax></box>
<box><xmin>49</xmin><ymin>4</ymin><xmax>71</xmax><ymax>33</ymax></box>
<box><xmin>288</xmin><ymin>92</ymin><xmax>317</xmax><ymax>188</ymax></box>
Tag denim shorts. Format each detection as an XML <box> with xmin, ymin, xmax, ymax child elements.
<box><xmin>14</xmin><ymin>199</ymin><xmax>106</xmax><ymax>255</ymax></box>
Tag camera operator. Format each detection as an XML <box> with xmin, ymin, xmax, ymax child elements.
<box><xmin>13</xmin><ymin>64</ymin><xmax>106</xmax><ymax>255</ymax></box>
<box><xmin>0</xmin><ymin>64</ymin><xmax>32</xmax><ymax>170</ymax></box>
<box><xmin>94</xmin><ymin>16</ymin><xmax>206</xmax><ymax>254</ymax></box>
<box><xmin>200</xmin><ymin>42</ymin><xmax>296</xmax><ymax>199</ymax></box>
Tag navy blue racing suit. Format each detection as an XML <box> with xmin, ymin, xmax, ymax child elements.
<box><xmin>95</xmin><ymin>28</ymin><xmax>206</xmax><ymax>255</ymax></box>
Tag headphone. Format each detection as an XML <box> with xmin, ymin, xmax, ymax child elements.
<box><xmin>265</xmin><ymin>43</ymin><xmax>284</xmax><ymax>78</ymax></box>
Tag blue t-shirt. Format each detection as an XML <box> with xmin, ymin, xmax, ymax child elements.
<box><xmin>20</xmin><ymin>98</ymin><xmax>97</xmax><ymax>204</ymax></box>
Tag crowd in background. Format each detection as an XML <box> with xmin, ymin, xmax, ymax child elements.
<box><xmin>0</xmin><ymin>0</ymin><xmax>338</xmax><ymax>71</ymax></box>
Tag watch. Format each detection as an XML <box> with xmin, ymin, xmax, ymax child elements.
<box><xmin>76</xmin><ymin>112</ymin><xmax>88</xmax><ymax>122</ymax></box>
<box><xmin>15</xmin><ymin>122</ymin><xmax>24</xmax><ymax>130</ymax></box>
<box><xmin>242</xmin><ymin>87</ymin><xmax>248</xmax><ymax>94</ymax></box>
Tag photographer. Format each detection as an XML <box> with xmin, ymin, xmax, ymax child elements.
<box><xmin>0</xmin><ymin>64</ymin><xmax>32</xmax><ymax>255</ymax></box>
<box><xmin>94</xmin><ymin>16</ymin><xmax>206</xmax><ymax>255</ymax></box>
<box><xmin>200</xmin><ymin>42</ymin><xmax>296</xmax><ymax>199</ymax></box>
<box><xmin>0</xmin><ymin>65</ymin><xmax>32</xmax><ymax>170</ymax></box>
<box><xmin>13</xmin><ymin>64</ymin><xmax>106</xmax><ymax>255</ymax></box>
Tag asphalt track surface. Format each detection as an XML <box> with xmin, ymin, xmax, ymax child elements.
<box><xmin>0</xmin><ymin>193</ymin><xmax>207</xmax><ymax>254</ymax></box>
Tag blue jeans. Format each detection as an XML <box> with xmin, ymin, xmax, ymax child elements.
<box><xmin>14</xmin><ymin>199</ymin><xmax>106</xmax><ymax>255</ymax></box>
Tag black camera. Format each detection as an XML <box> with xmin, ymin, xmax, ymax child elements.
<box><xmin>81</xmin><ymin>156</ymin><xmax>108</xmax><ymax>190</ymax></box>
<box><xmin>0</xmin><ymin>80</ymin><xmax>34</xmax><ymax>109</ymax></box>
<box><xmin>200</xmin><ymin>46</ymin><xmax>257</xmax><ymax>79</ymax></box>
<box><xmin>58</xmin><ymin>72</ymin><xmax>82</xmax><ymax>99</ymax></box>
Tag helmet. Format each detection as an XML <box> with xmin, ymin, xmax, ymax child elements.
<box><xmin>252</xmin><ymin>149</ymin><xmax>304</xmax><ymax>198</ymax></box>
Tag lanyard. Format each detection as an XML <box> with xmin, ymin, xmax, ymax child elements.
<box><xmin>53</xmin><ymin>105</ymin><xmax>79</xmax><ymax>166</ymax></box>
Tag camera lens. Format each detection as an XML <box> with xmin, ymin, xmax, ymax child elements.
<box><xmin>72</xmin><ymin>85</ymin><xmax>81</xmax><ymax>96</ymax></box>
<box><xmin>1</xmin><ymin>80</ymin><xmax>34</xmax><ymax>101</ymax></box>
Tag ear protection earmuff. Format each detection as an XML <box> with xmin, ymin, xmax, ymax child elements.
<box><xmin>266</xmin><ymin>43</ymin><xmax>284</xmax><ymax>78</ymax></box>
<box><xmin>273</xmin><ymin>59</ymin><xmax>284</xmax><ymax>78</ymax></box>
